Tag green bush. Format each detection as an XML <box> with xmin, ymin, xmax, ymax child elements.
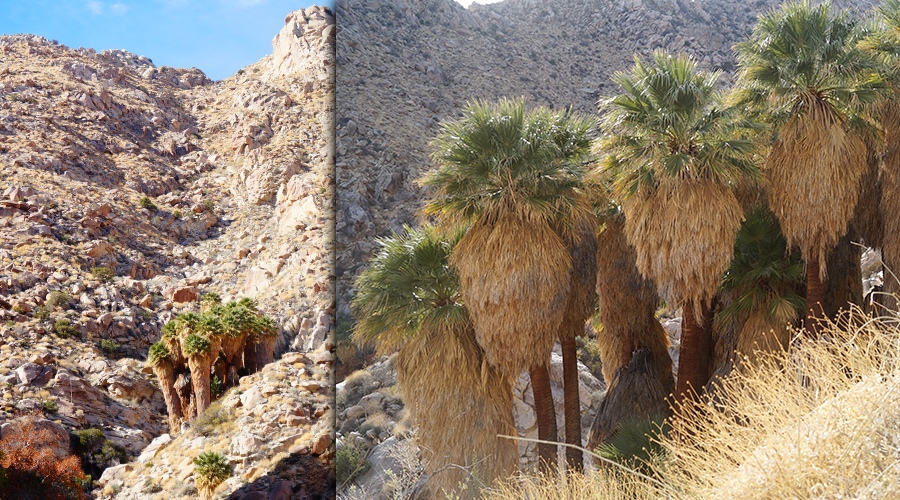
<box><xmin>172</xmin><ymin>210</ymin><xmax>183</xmax><ymax>220</ymax></box>
<box><xmin>73</xmin><ymin>429</ymin><xmax>106</xmax><ymax>451</ymax></box>
<box><xmin>41</xmin><ymin>399</ymin><xmax>58</xmax><ymax>414</ymax></box>
<box><xmin>139</xmin><ymin>196</ymin><xmax>158</xmax><ymax>211</ymax></box>
<box><xmin>91</xmin><ymin>267</ymin><xmax>114</xmax><ymax>283</ymax></box>
<box><xmin>210</xmin><ymin>376</ymin><xmax>224</xmax><ymax>399</ymax></box>
<box><xmin>336</xmin><ymin>437</ymin><xmax>370</xmax><ymax>486</ymax></box>
<box><xmin>99</xmin><ymin>339</ymin><xmax>120</xmax><ymax>356</ymax></box>
<box><xmin>33</xmin><ymin>305</ymin><xmax>50</xmax><ymax>320</ymax></box>
<box><xmin>203</xmin><ymin>199</ymin><xmax>215</xmax><ymax>211</ymax></box>
<box><xmin>47</xmin><ymin>291</ymin><xmax>70</xmax><ymax>309</ymax></box>
<box><xmin>54</xmin><ymin>319</ymin><xmax>81</xmax><ymax>339</ymax></box>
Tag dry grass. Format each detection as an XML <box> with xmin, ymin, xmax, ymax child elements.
<box><xmin>489</xmin><ymin>304</ymin><xmax>900</xmax><ymax>499</ymax></box>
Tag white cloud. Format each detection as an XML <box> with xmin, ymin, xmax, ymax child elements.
<box><xmin>87</xmin><ymin>0</ymin><xmax>104</xmax><ymax>14</ymax></box>
<box><xmin>111</xmin><ymin>3</ymin><xmax>129</xmax><ymax>14</ymax></box>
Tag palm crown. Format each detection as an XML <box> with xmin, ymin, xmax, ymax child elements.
<box><xmin>597</xmin><ymin>50</ymin><xmax>757</xmax><ymax>197</ymax></box>
<box><xmin>352</xmin><ymin>225</ymin><xmax>467</xmax><ymax>349</ymax></box>
<box><xmin>422</xmin><ymin>98</ymin><xmax>595</xmax><ymax>234</ymax></box>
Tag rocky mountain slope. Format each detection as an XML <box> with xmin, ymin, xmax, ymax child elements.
<box><xmin>0</xmin><ymin>5</ymin><xmax>335</xmax><ymax>498</ymax></box>
<box><xmin>334</xmin><ymin>0</ymin><xmax>878</xmax><ymax>322</ymax></box>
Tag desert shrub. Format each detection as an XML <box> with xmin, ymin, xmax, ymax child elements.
<box><xmin>91</xmin><ymin>267</ymin><xmax>113</xmax><ymax>283</ymax></box>
<box><xmin>46</xmin><ymin>291</ymin><xmax>70</xmax><ymax>310</ymax></box>
<box><xmin>99</xmin><ymin>339</ymin><xmax>119</xmax><ymax>356</ymax></box>
<box><xmin>0</xmin><ymin>416</ymin><xmax>87</xmax><ymax>500</ymax></box>
<box><xmin>54</xmin><ymin>319</ymin><xmax>80</xmax><ymax>339</ymax></box>
<box><xmin>192</xmin><ymin>402</ymin><xmax>233</xmax><ymax>437</ymax></box>
<box><xmin>336</xmin><ymin>437</ymin><xmax>369</xmax><ymax>487</ymax></box>
<box><xmin>32</xmin><ymin>306</ymin><xmax>50</xmax><ymax>320</ymax></box>
<box><xmin>172</xmin><ymin>210</ymin><xmax>183</xmax><ymax>220</ymax></box>
<box><xmin>41</xmin><ymin>399</ymin><xmax>59</xmax><ymax>414</ymax></box>
<box><xmin>138</xmin><ymin>196</ymin><xmax>157</xmax><ymax>211</ymax></box>
<box><xmin>210</xmin><ymin>376</ymin><xmax>224</xmax><ymax>399</ymax></box>
<box><xmin>203</xmin><ymin>199</ymin><xmax>215</xmax><ymax>211</ymax></box>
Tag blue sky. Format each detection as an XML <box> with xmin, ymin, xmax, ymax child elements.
<box><xmin>0</xmin><ymin>0</ymin><xmax>334</xmax><ymax>81</ymax></box>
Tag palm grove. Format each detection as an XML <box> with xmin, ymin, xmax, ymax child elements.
<box><xmin>350</xmin><ymin>0</ymin><xmax>900</xmax><ymax>496</ymax></box>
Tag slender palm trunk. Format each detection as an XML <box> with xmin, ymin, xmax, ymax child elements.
<box><xmin>675</xmin><ymin>300</ymin><xmax>710</xmax><ymax>403</ymax></box>
<box><xmin>805</xmin><ymin>253</ymin><xmax>825</xmax><ymax>337</ymax></box>
<box><xmin>824</xmin><ymin>230</ymin><xmax>862</xmax><ymax>319</ymax></box>
<box><xmin>153</xmin><ymin>361</ymin><xmax>182</xmax><ymax>431</ymax></box>
<box><xmin>530</xmin><ymin>363</ymin><xmax>558</xmax><ymax>475</ymax></box>
<box><xmin>560</xmin><ymin>332</ymin><xmax>582</xmax><ymax>473</ymax></box>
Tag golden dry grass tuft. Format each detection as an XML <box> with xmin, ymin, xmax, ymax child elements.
<box><xmin>490</xmin><ymin>304</ymin><xmax>900</xmax><ymax>499</ymax></box>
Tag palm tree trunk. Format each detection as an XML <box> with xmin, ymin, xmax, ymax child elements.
<box><xmin>175</xmin><ymin>372</ymin><xmax>195</xmax><ymax>421</ymax></box>
<box><xmin>530</xmin><ymin>363</ymin><xmax>558</xmax><ymax>475</ymax></box>
<box><xmin>675</xmin><ymin>299</ymin><xmax>710</xmax><ymax>403</ymax></box>
<box><xmin>560</xmin><ymin>332</ymin><xmax>583</xmax><ymax>474</ymax></box>
<box><xmin>153</xmin><ymin>361</ymin><xmax>182</xmax><ymax>431</ymax></box>
<box><xmin>255</xmin><ymin>336</ymin><xmax>276</xmax><ymax>369</ymax></box>
<box><xmin>243</xmin><ymin>338</ymin><xmax>259</xmax><ymax>375</ymax></box>
<box><xmin>805</xmin><ymin>253</ymin><xmax>825</xmax><ymax>337</ymax></box>
<box><xmin>824</xmin><ymin>230</ymin><xmax>862</xmax><ymax>320</ymax></box>
<box><xmin>188</xmin><ymin>354</ymin><xmax>212</xmax><ymax>416</ymax></box>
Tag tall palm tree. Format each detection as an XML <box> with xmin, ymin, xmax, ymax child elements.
<box><xmin>422</xmin><ymin>99</ymin><xmax>596</xmax><ymax>472</ymax></box>
<box><xmin>595</xmin><ymin>50</ymin><xmax>758</xmax><ymax>402</ymax></box>
<box><xmin>353</xmin><ymin>225</ymin><xmax>517</xmax><ymax>498</ymax></box>
<box><xmin>863</xmin><ymin>0</ymin><xmax>900</xmax><ymax>313</ymax></box>
<box><xmin>734</xmin><ymin>0</ymin><xmax>883</xmax><ymax>335</ymax></box>
<box><xmin>147</xmin><ymin>341</ymin><xmax>183</xmax><ymax>430</ymax></box>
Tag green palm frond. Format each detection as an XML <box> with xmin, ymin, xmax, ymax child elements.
<box><xmin>716</xmin><ymin>206</ymin><xmax>806</xmax><ymax>329</ymax></box>
<box><xmin>352</xmin><ymin>224</ymin><xmax>468</xmax><ymax>349</ymax></box>
<box><xmin>733</xmin><ymin>0</ymin><xmax>884</xmax><ymax>132</ymax></box>
<box><xmin>220</xmin><ymin>305</ymin><xmax>256</xmax><ymax>338</ymax></box>
<box><xmin>421</xmin><ymin>98</ymin><xmax>595</xmax><ymax>235</ymax></box>
<box><xmin>197</xmin><ymin>311</ymin><xmax>224</xmax><ymax>338</ymax></box>
<box><xmin>595</xmin><ymin>50</ymin><xmax>760</xmax><ymax>197</ymax></box>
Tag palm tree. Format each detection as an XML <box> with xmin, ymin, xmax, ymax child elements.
<box><xmin>353</xmin><ymin>225</ymin><xmax>517</xmax><ymax>498</ymax></box>
<box><xmin>734</xmin><ymin>0</ymin><xmax>883</xmax><ymax>334</ymax></box>
<box><xmin>147</xmin><ymin>341</ymin><xmax>183</xmax><ymax>430</ymax></box>
<box><xmin>595</xmin><ymin>50</ymin><xmax>758</xmax><ymax>402</ymax></box>
<box><xmin>713</xmin><ymin>206</ymin><xmax>805</xmax><ymax>374</ymax></box>
<box><xmin>253</xmin><ymin>315</ymin><xmax>279</xmax><ymax>368</ymax></box>
<box><xmin>863</xmin><ymin>0</ymin><xmax>900</xmax><ymax>313</ymax></box>
<box><xmin>587</xmin><ymin>209</ymin><xmax>676</xmax><ymax>466</ymax></box>
<box><xmin>422</xmin><ymin>98</ymin><xmax>596</xmax><ymax>472</ymax></box>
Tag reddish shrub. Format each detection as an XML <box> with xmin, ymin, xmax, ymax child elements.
<box><xmin>0</xmin><ymin>413</ymin><xmax>87</xmax><ymax>500</ymax></box>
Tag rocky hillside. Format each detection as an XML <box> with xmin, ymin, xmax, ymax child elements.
<box><xmin>0</xmin><ymin>4</ymin><xmax>335</xmax><ymax>498</ymax></box>
<box><xmin>334</xmin><ymin>0</ymin><xmax>878</xmax><ymax>323</ymax></box>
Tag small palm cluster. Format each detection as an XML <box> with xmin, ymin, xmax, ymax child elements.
<box><xmin>146</xmin><ymin>295</ymin><xmax>281</xmax><ymax>430</ymax></box>
<box><xmin>193</xmin><ymin>451</ymin><xmax>232</xmax><ymax>500</ymax></box>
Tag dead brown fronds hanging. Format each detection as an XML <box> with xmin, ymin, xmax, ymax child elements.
<box><xmin>622</xmin><ymin>178</ymin><xmax>744</xmax><ymax>318</ymax></box>
<box><xmin>767</xmin><ymin>113</ymin><xmax>868</xmax><ymax>280</ymax></box>
<box><xmin>452</xmin><ymin>214</ymin><xmax>572</xmax><ymax>377</ymax></box>
<box><xmin>396</xmin><ymin>323</ymin><xmax>518</xmax><ymax>499</ymax></box>
<box><xmin>594</xmin><ymin>213</ymin><xmax>673</xmax><ymax>389</ymax></box>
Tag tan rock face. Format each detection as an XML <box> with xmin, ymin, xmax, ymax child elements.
<box><xmin>268</xmin><ymin>6</ymin><xmax>335</xmax><ymax>81</ymax></box>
